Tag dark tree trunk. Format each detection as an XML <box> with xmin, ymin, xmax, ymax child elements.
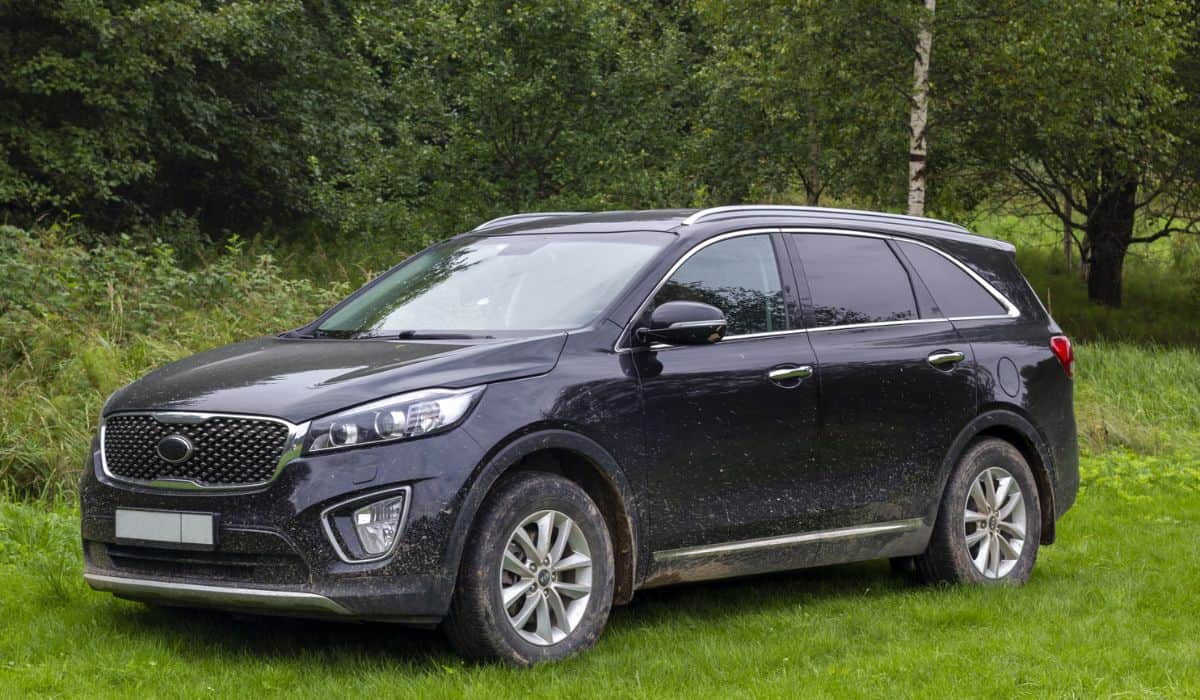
<box><xmin>1083</xmin><ymin>178</ymin><xmax>1138</xmax><ymax>307</ymax></box>
<box><xmin>1062</xmin><ymin>194</ymin><xmax>1073</xmax><ymax>273</ymax></box>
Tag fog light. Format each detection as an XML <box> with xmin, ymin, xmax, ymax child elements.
<box><xmin>353</xmin><ymin>495</ymin><xmax>406</xmax><ymax>555</ymax></box>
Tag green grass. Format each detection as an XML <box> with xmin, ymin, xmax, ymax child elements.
<box><xmin>1</xmin><ymin>453</ymin><xmax>1197</xmax><ymax>698</ymax></box>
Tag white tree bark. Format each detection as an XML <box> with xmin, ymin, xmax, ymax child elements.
<box><xmin>907</xmin><ymin>0</ymin><xmax>935</xmax><ymax>217</ymax></box>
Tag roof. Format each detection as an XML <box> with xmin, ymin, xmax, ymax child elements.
<box><xmin>468</xmin><ymin>206</ymin><xmax>1014</xmax><ymax>252</ymax></box>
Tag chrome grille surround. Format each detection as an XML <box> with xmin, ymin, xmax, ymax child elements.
<box><xmin>99</xmin><ymin>411</ymin><xmax>308</xmax><ymax>490</ymax></box>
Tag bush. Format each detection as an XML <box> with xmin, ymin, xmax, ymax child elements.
<box><xmin>0</xmin><ymin>225</ymin><xmax>349</xmax><ymax>497</ymax></box>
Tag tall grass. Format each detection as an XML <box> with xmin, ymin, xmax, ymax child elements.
<box><xmin>0</xmin><ymin>226</ymin><xmax>349</xmax><ymax>497</ymax></box>
<box><xmin>1075</xmin><ymin>342</ymin><xmax>1200</xmax><ymax>456</ymax></box>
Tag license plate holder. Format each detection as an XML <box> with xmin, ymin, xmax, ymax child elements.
<box><xmin>114</xmin><ymin>508</ymin><xmax>217</xmax><ymax>548</ymax></box>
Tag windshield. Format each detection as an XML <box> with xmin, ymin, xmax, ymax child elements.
<box><xmin>317</xmin><ymin>232</ymin><xmax>671</xmax><ymax>336</ymax></box>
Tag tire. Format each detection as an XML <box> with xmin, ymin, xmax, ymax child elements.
<box><xmin>443</xmin><ymin>471</ymin><xmax>615</xmax><ymax>665</ymax></box>
<box><xmin>916</xmin><ymin>438</ymin><xmax>1042</xmax><ymax>586</ymax></box>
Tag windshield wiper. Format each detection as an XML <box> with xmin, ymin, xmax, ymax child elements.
<box><xmin>353</xmin><ymin>330</ymin><xmax>495</xmax><ymax>341</ymax></box>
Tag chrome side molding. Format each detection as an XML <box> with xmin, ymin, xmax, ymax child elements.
<box><xmin>652</xmin><ymin>518</ymin><xmax>924</xmax><ymax>563</ymax></box>
<box><xmin>614</xmin><ymin>226</ymin><xmax>1021</xmax><ymax>352</ymax></box>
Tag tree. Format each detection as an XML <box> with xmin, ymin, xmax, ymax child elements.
<box><xmin>0</xmin><ymin>0</ymin><xmax>378</xmax><ymax>237</ymax></box>
<box><xmin>937</xmin><ymin>0</ymin><xmax>1199</xmax><ymax>306</ymax></box>
<box><xmin>907</xmin><ymin>0</ymin><xmax>935</xmax><ymax>216</ymax></box>
<box><xmin>327</xmin><ymin>0</ymin><xmax>699</xmax><ymax>241</ymax></box>
<box><xmin>694</xmin><ymin>1</ymin><xmax>942</xmax><ymax>210</ymax></box>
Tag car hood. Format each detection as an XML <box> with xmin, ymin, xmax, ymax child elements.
<box><xmin>104</xmin><ymin>333</ymin><xmax>568</xmax><ymax>423</ymax></box>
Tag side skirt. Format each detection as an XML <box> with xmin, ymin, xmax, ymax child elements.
<box><xmin>641</xmin><ymin>519</ymin><xmax>929</xmax><ymax>588</ymax></box>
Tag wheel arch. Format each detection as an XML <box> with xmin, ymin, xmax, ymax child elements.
<box><xmin>935</xmin><ymin>407</ymin><xmax>1058</xmax><ymax>545</ymax></box>
<box><xmin>446</xmin><ymin>428</ymin><xmax>640</xmax><ymax>606</ymax></box>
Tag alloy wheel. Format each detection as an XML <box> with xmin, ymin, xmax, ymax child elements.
<box><xmin>963</xmin><ymin>466</ymin><xmax>1027</xmax><ymax>579</ymax></box>
<box><xmin>499</xmin><ymin>510</ymin><xmax>593</xmax><ymax>645</ymax></box>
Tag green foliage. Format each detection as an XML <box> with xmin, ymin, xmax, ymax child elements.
<box><xmin>314</xmin><ymin>0</ymin><xmax>700</xmax><ymax>246</ymax></box>
<box><xmin>934</xmin><ymin>0</ymin><xmax>1199</xmax><ymax>305</ymax></box>
<box><xmin>1081</xmin><ymin>450</ymin><xmax>1200</xmax><ymax>497</ymax></box>
<box><xmin>973</xmin><ymin>213</ymin><xmax>1200</xmax><ymax>346</ymax></box>
<box><xmin>692</xmin><ymin>0</ymin><xmax>914</xmax><ymax>206</ymax></box>
<box><xmin>0</xmin><ymin>0</ymin><xmax>378</xmax><ymax>236</ymax></box>
<box><xmin>0</xmin><ymin>226</ymin><xmax>348</xmax><ymax>496</ymax></box>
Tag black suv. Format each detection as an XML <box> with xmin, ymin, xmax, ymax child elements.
<box><xmin>81</xmin><ymin>206</ymin><xmax>1079</xmax><ymax>665</ymax></box>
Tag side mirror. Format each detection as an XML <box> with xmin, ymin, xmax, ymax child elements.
<box><xmin>636</xmin><ymin>301</ymin><xmax>727</xmax><ymax>346</ymax></box>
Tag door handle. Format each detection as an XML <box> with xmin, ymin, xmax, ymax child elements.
<box><xmin>768</xmin><ymin>365</ymin><xmax>813</xmax><ymax>382</ymax></box>
<box><xmin>927</xmin><ymin>350</ymin><xmax>966</xmax><ymax>367</ymax></box>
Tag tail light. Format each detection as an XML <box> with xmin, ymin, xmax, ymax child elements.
<box><xmin>1050</xmin><ymin>335</ymin><xmax>1074</xmax><ymax>377</ymax></box>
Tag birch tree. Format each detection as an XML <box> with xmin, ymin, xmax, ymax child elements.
<box><xmin>907</xmin><ymin>0</ymin><xmax>935</xmax><ymax>216</ymax></box>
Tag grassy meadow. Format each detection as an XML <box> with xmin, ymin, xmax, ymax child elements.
<box><xmin>1</xmin><ymin>216</ymin><xmax>1199</xmax><ymax>696</ymax></box>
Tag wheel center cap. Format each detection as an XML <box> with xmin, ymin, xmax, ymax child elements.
<box><xmin>537</xmin><ymin>569</ymin><xmax>551</xmax><ymax>587</ymax></box>
<box><xmin>988</xmin><ymin>514</ymin><xmax>999</xmax><ymax>530</ymax></box>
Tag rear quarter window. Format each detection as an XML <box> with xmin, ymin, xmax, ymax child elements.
<box><xmin>897</xmin><ymin>241</ymin><xmax>1008</xmax><ymax>318</ymax></box>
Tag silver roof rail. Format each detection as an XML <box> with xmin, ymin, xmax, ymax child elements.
<box><xmin>680</xmin><ymin>205</ymin><xmax>964</xmax><ymax>230</ymax></box>
<box><xmin>472</xmin><ymin>212</ymin><xmax>584</xmax><ymax>232</ymax></box>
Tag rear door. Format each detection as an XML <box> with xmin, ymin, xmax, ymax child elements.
<box><xmin>786</xmin><ymin>231</ymin><xmax>978</xmax><ymax>527</ymax></box>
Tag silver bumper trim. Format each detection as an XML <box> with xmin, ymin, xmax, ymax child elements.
<box><xmin>84</xmin><ymin>573</ymin><xmax>352</xmax><ymax>616</ymax></box>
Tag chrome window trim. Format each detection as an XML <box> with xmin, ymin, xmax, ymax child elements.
<box><xmin>99</xmin><ymin>411</ymin><xmax>309</xmax><ymax>492</ymax></box>
<box><xmin>781</xmin><ymin>227</ymin><xmax>1021</xmax><ymax>320</ymax></box>
<box><xmin>319</xmin><ymin>485</ymin><xmax>413</xmax><ymax>564</ymax></box>
<box><xmin>614</xmin><ymin>226</ymin><xmax>1021</xmax><ymax>352</ymax></box>
<box><xmin>83</xmin><ymin>573</ymin><xmax>353</xmax><ymax>615</ymax></box>
<box><xmin>652</xmin><ymin>518</ymin><xmax>924</xmax><ymax>562</ymax></box>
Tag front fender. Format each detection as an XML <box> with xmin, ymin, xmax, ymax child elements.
<box><xmin>442</xmin><ymin>427</ymin><xmax>641</xmax><ymax>604</ymax></box>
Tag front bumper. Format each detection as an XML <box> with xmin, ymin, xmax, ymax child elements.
<box><xmin>84</xmin><ymin>573</ymin><xmax>354</xmax><ymax>618</ymax></box>
<box><xmin>79</xmin><ymin>427</ymin><xmax>486</xmax><ymax>624</ymax></box>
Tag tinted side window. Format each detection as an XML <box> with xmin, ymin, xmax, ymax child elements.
<box><xmin>655</xmin><ymin>235</ymin><xmax>786</xmax><ymax>336</ymax></box>
<box><xmin>794</xmin><ymin>234</ymin><xmax>918</xmax><ymax>328</ymax></box>
<box><xmin>898</xmin><ymin>241</ymin><xmax>1007</xmax><ymax>318</ymax></box>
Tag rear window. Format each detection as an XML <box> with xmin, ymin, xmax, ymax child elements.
<box><xmin>897</xmin><ymin>241</ymin><xmax>1007</xmax><ymax>318</ymax></box>
<box><xmin>792</xmin><ymin>234</ymin><xmax>918</xmax><ymax>328</ymax></box>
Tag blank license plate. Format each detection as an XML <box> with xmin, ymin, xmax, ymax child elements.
<box><xmin>114</xmin><ymin>509</ymin><xmax>215</xmax><ymax>546</ymax></box>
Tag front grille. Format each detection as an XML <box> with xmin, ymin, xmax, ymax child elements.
<box><xmin>99</xmin><ymin>543</ymin><xmax>309</xmax><ymax>585</ymax></box>
<box><xmin>103</xmin><ymin>414</ymin><xmax>292</xmax><ymax>487</ymax></box>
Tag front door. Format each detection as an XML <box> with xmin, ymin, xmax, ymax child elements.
<box><xmin>633</xmin><ymin>233</ymin><xmax>821</xmax><ymax>555</ymax></box>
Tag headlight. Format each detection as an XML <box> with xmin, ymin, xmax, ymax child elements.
<box><xmin>306</xmin><ymin>386</ymin><xmax>485</xmax><ymax>453</ymax></box>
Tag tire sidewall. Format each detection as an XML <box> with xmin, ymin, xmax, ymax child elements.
<box><xmin>945</xmin><ymin>440</ymin><xmax>1042</xmax><ymax>585</ymax></box>
<box><xmin>466</xmin><ymin>473</ymin><xmax>615</xmax><ymax>665</ymax></box>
